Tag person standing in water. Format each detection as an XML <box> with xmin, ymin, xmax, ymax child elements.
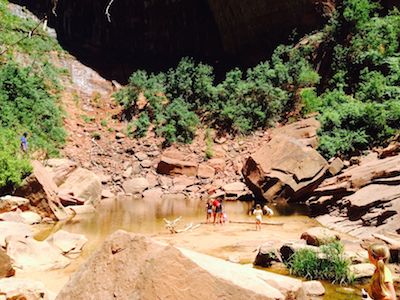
<box><xmin>253</xmin><ymin>204</ymin><xmax>263</xmax><ymax>231</ymax></box>
<box><xmin>366</xmin><ymin>243</ymin><xmax>396</xmax><ymax>300</ymax></box>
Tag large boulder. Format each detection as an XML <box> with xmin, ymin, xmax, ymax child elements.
<box><xmin>242</xmin><ymin>135</ymin><xmax>328</xmax><ymax>202</ymax></box>
<box><xmin>0</xmin><ymin>278</ymin><xmax>53</xmax><ymax>300</ymax></box>
<box><xmin>58</xmin><ymin>167</ymin><xmax>102</xmax><ymax>205</ymax></box>
<box><xmin>56</xmin><ymin>230</ymin><xmax>306</xmax><ymax>300</ymax></box>
<box><xmin>14</xmin><ymin>160</ymin><xmax>69</xmax><ymax>221</ymax></box>
<box><xmin>157</xmin><ymin>156</ymin><xmax>198</xmax><ymax>177</ymax></box>
<box><xmin>5</xmin><ymin>236</ymin><xmax>70</xmax><ymax>271</ymax></box>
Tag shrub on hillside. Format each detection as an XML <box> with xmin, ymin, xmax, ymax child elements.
<box><xmin>0</xmin><ymin>61</ymin><xmax>65</xmax><ymax>156</ymax></box>
<box><xmin>0</xmin><ymin>128</ymin><xmax>32</xmax><ymax>189</ymax></box>
<box><xmin>318</xmin><ymin>99</ymin><xmax>395</xmax><ymax>158</ymax></box>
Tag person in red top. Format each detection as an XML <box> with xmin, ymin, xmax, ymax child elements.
<box><xmin>212</xmin><ymin>198</ymin><xmax>221</xmax><ymax>224</ymax></box>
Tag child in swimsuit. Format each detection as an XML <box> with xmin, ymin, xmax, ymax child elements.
<box><xmin>253</xmin><ymin>204</ymin><xmax>263</xmax><ymax>231</ymax></box>
<box><xmin>206</xmin><ymin>200</ymin><xmax>212</xmax><ymax>223</ymax></box>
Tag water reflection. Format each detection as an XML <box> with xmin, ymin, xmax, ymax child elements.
<box><xmin>61</xmin><ymin>196</ymin><xmax>253</xmax><ymax>240</ymax></box>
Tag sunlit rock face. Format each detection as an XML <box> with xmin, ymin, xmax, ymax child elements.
<box><xmin>11</xmin><ymin>0</ymin><xmax>326</xmax><ymax>81</ymax></box>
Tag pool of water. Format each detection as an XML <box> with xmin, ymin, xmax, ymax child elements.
<box><xmin>32</xmin><ymin>196</ymin><xmax>370</xmax><ymax>299</ymax></box>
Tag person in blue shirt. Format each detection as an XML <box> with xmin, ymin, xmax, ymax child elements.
<box><xmin>20</xmin><ymin>132</ymin><xmax>28</xmax><ymax>153</ymax></box>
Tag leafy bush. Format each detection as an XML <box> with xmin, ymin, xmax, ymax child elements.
<box><xmin>286</xmin><ymin>241</ymin><xmax>354</xmax><ymax>285</ymax></box>
<box><xmin>157</xmin><ymin>99</ymin><xmax>199</xmax><ymax>145</ymax></box>
<box><xmin>0</xmin><ymin>128</ymin><xmax>32</xmax><ymax>189</ymax></box>
<box><xmin>133</xmin><ymin>112</ymin><xmax>150</xmax><ymax>138</ymax></box>
<box><xmin>318</xmin><ymin>99</ymin><xmax>394</xmax><ymax>157</ymax></box>
<box><xmin>0</xmin><ymin>61</ymin><xmax>66</xmax><ymax>156</ymax></box>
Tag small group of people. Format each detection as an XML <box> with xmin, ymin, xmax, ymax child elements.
<box><xmin>252</xmin><ymin>203</ymin><xmax>273</xmax><ymax>231</ymax></box>
<box><xmin>206</xmin><ymin>190</ymin><xmax>227</xmax><ymax>224</ymax></box>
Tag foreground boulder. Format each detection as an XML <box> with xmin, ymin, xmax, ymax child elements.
<box><xmin>242</xmin><ymin>135</ymin><xmax>328</xmax><ymax>202</ymax></box>
<box><xmin>14</xmin><ymin>160</ymin><xmax>69</xmax><ymax>221</ymax></box>
<box><xmin>57</xmin><ymin>230</ymin><xmax>306</xmax><ymax>300</ymax></box>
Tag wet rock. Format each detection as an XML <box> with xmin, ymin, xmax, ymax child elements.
<box><xmin>302</xmin><ymin>280</ymin><xmax>325</xmax><ymax>296</ymax></box>
<box><xmin>254</xmin><ymin>241</ymin><xmax>281</xmax><ymax>267</ymax></box>
<box><xmin>47</xmin><ymin>230</ymin><xmax>88</xmax><ymax>259</ymax></box>
<box><xmin>58</xmin><ymin>168</ymin><xmax>102</xmax><ymax>206</ymax></box>
<box><xmin>6</xmin><ymin>236</ymin><xmax>70</xmax><ymax>271</ymax></box>
<box><xmin>0</xmin><ymin>278</ymin><xmax>52</xmax><ymax>300</ymax></box>
<box><xmin>122</xmin><ymin>177</ymin><xmax>149</xmax><ymax>194</ymax></box>
<box><xmin>243</xmin><ymin>136</ymin><xmax>328</xmax><ymax>202</ymax></box>
<box><xmin>157</xmin><ymin>156</ymin><xmax>198</xmax><ymax>177</ymax></box>
<box><xmin>279</xmin><ymin>241</ymin><xmax>320</xmax><ymax>263</ymax></box>
<box><xmin>0</xmin><ymin>250</ymin><xmax>15</xmax><ymax>278</ymax></box>
<box><xmin>300</xmin><ymin>227</ymin><xmax>340</xmax><ymax>246</ymax></box>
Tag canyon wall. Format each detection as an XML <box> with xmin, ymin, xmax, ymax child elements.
<box><xmin>12</xmin><ymin>0</ymin><xmax>326</xmax><ymax>81</ymax></box>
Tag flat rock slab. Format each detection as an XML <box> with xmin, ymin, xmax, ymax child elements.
<box><xmin>6</xmin><ymin>236</ymin><xmax>70</xmax><ymax>271</ymax></box>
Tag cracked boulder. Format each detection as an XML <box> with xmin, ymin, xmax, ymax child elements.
<box><xmin>242</xmin><ymin>135</ymin><xmax>328</xmax><ymax>202</ymax></box>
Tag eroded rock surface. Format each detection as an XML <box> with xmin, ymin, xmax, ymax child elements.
<box><xmin>56</xmin><ymin>230</ymin><xmax>307</xmax><ymax>300</ymax></box>
<box><xmin>242</xmin><ymin>135</ymin><xmax>328</xmax><ymax>202</ymax></box>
